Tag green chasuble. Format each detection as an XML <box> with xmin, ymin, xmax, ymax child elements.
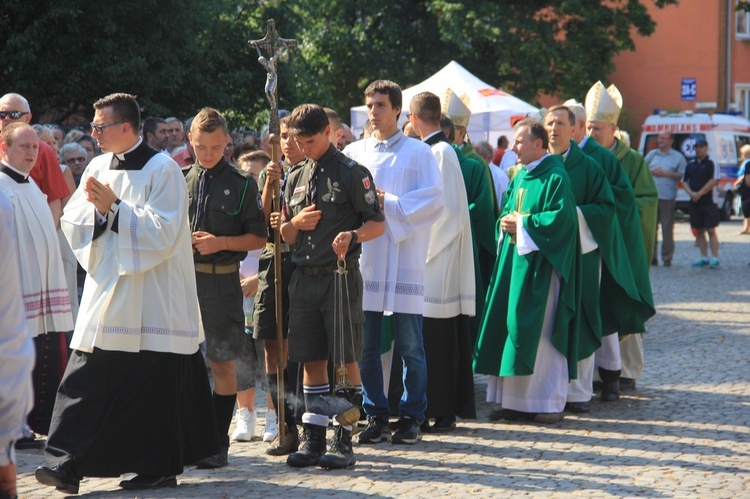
<box><xmin>462</xmin><ymin>141</ymin><xmax>500</xmax><ymax>216</ymax></box>
<box><xmin>582</xmin><ymin>138</ymin><xmax>655</xmax><ymax>335</ymax></box>
<box><xmin>473</xmin><ymin>154</ymin><xmax>580</xmax><ymax>379</ymax></box>
<box><xmin>453</xmin><ymin>145</ymin><xmax>497</xmax><ymax>339</ymax></box>
<box><xmin>561</xmin><ymin>141</ymin><xmax>641</xmax><ymax>359</ymax></box>
<box><xmin>613</xmin><ymin>139</ymin><xmax>658</xmax><ymax>265</ymax></box>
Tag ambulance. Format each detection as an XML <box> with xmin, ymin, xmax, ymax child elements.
<box><xmin>638</xmin><ymin>111</ymin><xmax>750</xmax><ymax>220</ymax></box>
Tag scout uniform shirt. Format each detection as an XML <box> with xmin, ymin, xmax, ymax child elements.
<box><xmin>282</xmin><ymin>144</ymin><xmax>383</xmax><ymax>268</ymax></box>
<box><xmin>186</xmin><ymin>157</ymin><xmax>267</xmax><ymax>264</ymax></box>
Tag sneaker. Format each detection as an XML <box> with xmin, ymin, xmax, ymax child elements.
<box><xmin>358</xmin><ymin>416</ymin><xmax>391</xmax><ymax>444</ymax></box>
<box><xmin>709</xmin><ymin>258</ymin><xmax>720</xmax><ymax>268</ymax></box>
<box><xmin>231</xmin><ymin>407</ymin><xmax>257</xmax><ymax>442</ymax></box>
<box><xmin>263</xmin><ymin>409</ymin><xmax>278</xmax><ymax>443</ymax></box>
<box><xmin>391</xmin><ymin>416</ymin><xmax>422</xmax><ymax>445</ymax></box>
<box><xmin>691</xmin><ymin>258</ymin><xmax>709</xmax><ymax>267</ymax></box>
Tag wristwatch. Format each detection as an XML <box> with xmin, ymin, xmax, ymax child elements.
<box><xmin>349</xmin><ymin>230</ymin><xmax>359</xmax><ymax>245</ymax></box>
<box><xmin>109</xmin><ymin>198</ymin><xmax>121</xmax><ymax>213</ymax></box>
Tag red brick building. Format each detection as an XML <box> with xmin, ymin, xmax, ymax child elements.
<box><xmin>609</xmin><ymin>0</ymin><xmax>750</xmax><ymax>141</ymax></box>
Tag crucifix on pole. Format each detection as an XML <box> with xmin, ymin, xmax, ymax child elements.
<box><xmin>249</xmin><ymin>19</ymin><xmax>296</xmax><ymax>449</ymax></box>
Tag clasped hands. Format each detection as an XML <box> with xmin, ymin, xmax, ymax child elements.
<box><xmin>84</xmin><ymin>176</ymin><xmax>118</xmax><ymax>215</ymax></box>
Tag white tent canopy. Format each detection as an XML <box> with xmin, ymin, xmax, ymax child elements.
<box><xmin>349</xmin><ymin>60</ymin><xmax>539</xmax><ymax>143</ymax></box>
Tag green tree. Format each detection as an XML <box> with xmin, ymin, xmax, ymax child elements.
<box><xmin>0</xmin><ymin>0</ymin><xmax>263</xmax><ymax>125</ymax></box>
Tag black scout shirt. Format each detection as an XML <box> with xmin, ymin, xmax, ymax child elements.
<box><xmin>282</xmin><ymin>144</ymin><xmax>383</xmax><ymax>267</ymax></box>
<box><xmin>186</xmin><ymin>157</ymin><xmax>267</xmax><ymax>265</ymax></box>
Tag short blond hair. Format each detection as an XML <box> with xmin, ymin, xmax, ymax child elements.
<box><xmin>191</xmin><ymin>107</ymin><xmax>228</xmax><ymax>135</ymax></box>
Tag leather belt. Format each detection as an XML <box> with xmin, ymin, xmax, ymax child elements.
<box><xmin>299</xmin><ymin>258</ymin><xmax>358</xmax><ymax>276</ymax></box>
<box><xmin>194</xmin><ymin>262</ymin><xmax>240</xmax><ymax>274</ymax></box>
<box><xmin>265</xmin><ymin>242</ymin><xmax>291</xmax><ymax>253</ymax></box>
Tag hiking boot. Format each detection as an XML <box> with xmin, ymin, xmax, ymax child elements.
<box><xmin>318</xmin><ymin>425</ymin><xmax>355</xmax><ymax>469</ymax></box>
<box><xmin>231</xmin><ymin>407</ymin><xmax>257</xmax><ymax>442</ymax></box>
<box><xmin>358</xmin><ymin>416</ymin><xmax>391</xmax><ymax>444</ymax></box>
<box><xmin>263</xmin><ymin>408</ymin><xmax>278</xmax><ymax>442</ymax></box>
<box><xmin>266</xmin><ymin>424</ymin><xmax>300</xmax><ymax>456</ymax></box>
<box><xmin>286</xmin><ymin>423</ymin><xmax>326</xmax><ymax>467</ymax></box>
<box><xmin>391</xmin><ymin>416</ymin><xmax>422</xmax><ymax>445</ymax></box>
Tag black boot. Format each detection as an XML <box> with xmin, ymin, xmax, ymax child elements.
<box><xmin>286</xmin><ymin>423</ymin><xmax>326</xmax><ymax>467</ymax></box>
<box><xmin>318</xmin><ymin>425</ymin><xmax>355</xmax><ymax>469</ymax></box>
<box><xmin>598</xmin><ymin>367</ymin><xmax>621</xmax><ymax>402</ymax></box>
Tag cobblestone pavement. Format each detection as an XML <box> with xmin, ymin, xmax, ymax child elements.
<box><xmin>16</xmin><ymin>218</ymin><xmax>750</xmax><ymax>498</ymax></box>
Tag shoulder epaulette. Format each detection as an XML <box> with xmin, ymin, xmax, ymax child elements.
<box><xmin>336</xmin><ymin>152</ymin><xmax>357</xmax><ymax>169</ymax></box>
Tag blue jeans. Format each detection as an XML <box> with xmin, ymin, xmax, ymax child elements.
<box><xmin>359</xmin><ymin>311</ymin><xmax>427</xmax><ymax>422</ymax></box>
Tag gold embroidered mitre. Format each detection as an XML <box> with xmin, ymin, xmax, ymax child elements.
<box><xmin>442</xmin><ymin>88</ymin><xmax>472</xmax><ymax>128</ymax></box>
<box><xmin>585</xmin><ymin>81</ymin><xmax>622</xmax><ymax>125</ymax></box>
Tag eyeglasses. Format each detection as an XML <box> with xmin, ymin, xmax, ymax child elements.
<box><xmin>90</xmin><ymin>121</ymin><xmax>124</xmax><ymax>134</ymax></box>
<box><xmin>0</xmin><ymin>111</ymin><xmax>30</xmax><ymax>120</ymax></box>
<box><xmin>65</xmin><ymin>156</ymin><xmax>86</xmax><ymax>164</ymax></box>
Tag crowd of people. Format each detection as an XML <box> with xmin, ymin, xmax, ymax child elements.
<box><xmin>0</xmin><ymin>77</ymin><xmax>680</xmax><ymax>496</ymax></box>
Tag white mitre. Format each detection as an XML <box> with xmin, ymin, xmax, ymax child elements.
<box><xmin>585</xmin><ymin>81</ymin><xmax>622</xmax><ymax>125</ymax></box>
<box><xmin>441</xmin><ymin>88</ymin><xmax>472</xmax><ymax>128</ymax></box>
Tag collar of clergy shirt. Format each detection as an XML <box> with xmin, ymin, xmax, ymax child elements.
<box><xmin>524</xmin><ymin>153</ymin><xmax>550</xmax><ymax>172</ymax></box>
<box><xmin>371</xmin><ymin>130</ymin><xmax>405</xmax><ymax>148</ymax></box>
<box><xmin>422</xmin><ymin>130</ymin><xmax>449</xmax><ymax>146</ymax></box>
<box><xmin>0</xmin><ymin>160</ymin><xmax>30</xmax><ymax>181</ymax></box>
<box><xmin>114</xmin><ymin>137</ymin><xmax>143</xmax><ymax>161</ymax></box>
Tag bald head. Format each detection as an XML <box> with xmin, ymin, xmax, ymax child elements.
<box><xmin>0</xmin><ymin>93</ymin><xmax>32</xmax><ymax>130</ymax></box>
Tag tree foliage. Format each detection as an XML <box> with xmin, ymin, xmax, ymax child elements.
<box><xmin>2</xmin><ymin>0</ymin><xmax>677</xmax><ymax>128</ymax></box>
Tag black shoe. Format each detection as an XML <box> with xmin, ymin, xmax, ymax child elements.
<box><xmin>358</xmin><ymin>416</ymin><xmax>391</xmax><ymax>444</ymax></box>
<box><xmin>266</xmin><ymin>424</ymin><xmax>300</xmax><ymax>456</ymax></box>
<box><xmin>287</xmin><ymin>423</ymin><xmax>327</xmax><ymax>467</ymax></box>
<box><xmin>420</xmin><ymin>419</ymin><xmax>432</xmax><ymax>434</ymax></box>
<box><xmin>564</xmin><ymin>401</ymin><xmax>590</xmax><ymax>413</ymax></box>
<box><xmin>318</xmin><ymin>425</ymin><xmax>355</xmax><ymax>469</ymax></box>
<box><xmin>430</xmin><ymin>416</ymin><xmax>457</xmax><ymax>433</ymax></box>
<box><xmin>488</xmin><ymin>408</ymin><xmax>533</xmax><ymax>421</ymax></box>
<box><xmin>391</xmin><ymin>417</ymin><xmax>422</xmax><ymax>445</ymax></box>
<box><xmin>598</xmin><ymin>367</ymin><xmax>621</xmax><ymax>402</ymax></box>
<box><xmin>119</xmin><ymin>474</ymin><xmax>177</xmax><ymax>490</ymax></box>
<box><xmin>619</xmin><ymin>378</ymin><xmax>637</xmax><ymax>390</ymax></box>
<box><xmin>35</xmin><ymin>465</ymin><xmax>80</xmax><ymax>495</ymax></box>
<box><xmin>15</xmin><ymin>436</ymin><xmax>45</xmax><ymax>450</ymax></box>
<box><xmin>194</xmin><ymin>446</ymin><xmax>228</xmax><ymax>469</ymax></box>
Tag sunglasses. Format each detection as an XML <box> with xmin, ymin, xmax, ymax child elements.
<box><xmin>66</xmin><ymin>156</ymin><xmax>87</xmax><ymax>164</ymax></box>
<box><xmin>0</xmin><ymin>111</ymin><xmax>30</xmax><ymax>120</ymax></box>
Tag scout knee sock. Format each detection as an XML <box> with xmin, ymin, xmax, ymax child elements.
<box><xmin>213</xmin><ymin>392</ymin><xmax>236</xmax><ymax>448</ymax></box>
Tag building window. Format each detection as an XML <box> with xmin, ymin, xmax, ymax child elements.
<box><xmin>737</xmin><ymin>84</ymin><xmax>750</xmax><ymax>119</ymax></box>
<box><xmin>738</xmin><ymin>1</ymin><xmax>750</xmax><ymax>39</ymax></box>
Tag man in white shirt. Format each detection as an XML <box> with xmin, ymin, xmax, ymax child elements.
<box><xmin>344</xmin><ymin>80</ymin><xmax>443</xmax><ymax>445</ymax></box>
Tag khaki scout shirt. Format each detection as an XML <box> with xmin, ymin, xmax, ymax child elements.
<box><xmin>283</xmin><ymin>144</ymin><xmax>383</xmax><ymax>267</ymax></box>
